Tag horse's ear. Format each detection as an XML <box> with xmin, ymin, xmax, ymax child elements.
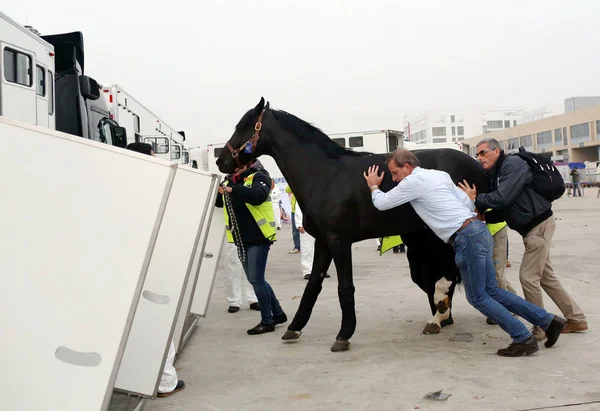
<box><xmin>253</xmin><ymin>97</ymin><xmax>265</xmax><ymax>116</ymax></box>
<box><xmin>265</xmin><ymin>101</ymin><xmax>270</xmax><ymax>110</ymax></box>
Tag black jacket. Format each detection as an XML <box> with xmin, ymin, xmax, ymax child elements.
<box><xmin>475</xmin><ymin>151</ymin><xmax>552</xmax><ymax>236</ymax></box>
<box><xmin>215</xmin><ymin>164</ymin><xmax>273</xmax><ymax>245</ymax></box>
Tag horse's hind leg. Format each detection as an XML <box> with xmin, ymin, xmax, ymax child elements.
<box><xmin>423</xmin><ymin>276</ymin><xmax>454</xmax><ymax>334</ymax></box>
<box><xmin>283</xmin><ymin>238</ymin><xmax>332</xmax><ymax>341</ymax></box>
<box><xmin>330</xmin><ymin>238</ymin><xmax>355</xmax><ymax>352</ymax></box>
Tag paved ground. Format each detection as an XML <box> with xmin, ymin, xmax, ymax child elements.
<box><xmin>144</xmin><ymin>195</ymin><xmax>600</xmax><ymax>411</ymax></box>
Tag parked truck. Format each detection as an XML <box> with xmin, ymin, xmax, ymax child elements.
<box><xmin>1</xmin><ymin>11</ymin><xmax>127</xmax><ymax>147</ymax></box>
<box><xmin>102</xmin><ymin>84</ymin><xmax>190</xmax><ymax>166</ymax></box>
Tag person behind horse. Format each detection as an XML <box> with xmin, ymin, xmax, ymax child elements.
<box><xmin>461</xmin><ymin>138</ymin><xmax>588</xmax><ymax>341</ymax></box>
<box><xmin>484</xmin><ymin>218</ymin><xmax>517</xmax><ymax>325</ymax></box>
<box><xmin>285</xmin><ymin>185</ymin><xmax>301</xmax><ymax>254</ymax></box>
<box><xmin>294</xmin><ymin>201</ymin><xmax>331</xmax><ymax>280</ymax></box>
<box><xmin>216</xmin><ymin>160</ymin><xmax>287</xmax><ymax>335</ymax></box>
<box><xmin>223</xmin><ymin>237</ymin><xmax>260</xmax><ymax>314</ymax></box>
<box><xmin>364</xmin><ymin>149</ymin><xmax>566</xmax><ymax>357</ymax></box>
<box><xmin>270</xmin><ymin>180</ymin><xmax>282</xmax><ymax>230</ymax></box>
<box><xmin>125</xmin><ymin>142</ymin><xmax>185</xmax><ymax>397</ymax></box>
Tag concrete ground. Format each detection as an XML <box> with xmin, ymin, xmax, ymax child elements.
<box><xmin>144</xmin><ymin>195</ymin><xmax>600</xmax><ymax>411</ymax></box>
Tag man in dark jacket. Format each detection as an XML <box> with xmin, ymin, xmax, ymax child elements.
<box><xmin>459</xmin><ymin>138</ymin><xmax>588</xmax><ymax>341</ymax></box>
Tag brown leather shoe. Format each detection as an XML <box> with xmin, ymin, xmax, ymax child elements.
<box><xmin>561</xmin><ymin>320</ymin><xmax>588</xmax><ymax>333</ymax></box>
<box><xmin>497</xmin><ymin>335</ymin><xmax>539</xmax><ymax>357</ymax></box>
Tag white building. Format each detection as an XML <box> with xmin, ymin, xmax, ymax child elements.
<box><xmin>403</xmin><ymin>108</ymin><xmax>524</xmax><ymax>145</ymax></box>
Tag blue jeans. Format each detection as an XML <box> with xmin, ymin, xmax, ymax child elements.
<box><xmin>241</xmin><ymin>244</ymin><xmax>284</xmax><ymax>325</ymax></box>
<box><xmin>451</xmin><ymin>220</ymin><xmax>553</xmax><ymax>343</ymax></box>
<box><xmin>291</xmin><ymin>213</ymin><xmax>301</xmax><ymax>250</ymax></box>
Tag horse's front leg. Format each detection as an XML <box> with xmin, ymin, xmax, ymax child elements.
<box><xmin>282</xmin><ymin>238</ymin><xmax>332</xmax><ymax>341</ymax></box>
<box><xmin>329</xmin><ymin>238</ymin><xmax>355</xmax><ymax>352</ymax></box>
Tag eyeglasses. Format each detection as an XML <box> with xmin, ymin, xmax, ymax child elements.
<box><xmin>475</xmin><ymin>149</ymin><xmax>491</xmax><ymax>158</ymax></box>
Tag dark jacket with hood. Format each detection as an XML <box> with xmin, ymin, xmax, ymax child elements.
<box><xmin>215</xmin><ymin>161</ymin><xmax>273</xmax><ymax>245</ymax></box>
<box><xmin>475</xmin><ymin>151</ymin><xmax>553</xmax><ymax>236</ymax></box>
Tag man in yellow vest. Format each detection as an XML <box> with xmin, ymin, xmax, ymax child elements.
<box><xmin>285</xmin><ymin>185</ymin><xmax>301</xmax><ymax>254</ymax></box>
<box><xmin>216</xmin><ymin>160</ymin><xmax>287</xmax><ymax>335</ymax></box>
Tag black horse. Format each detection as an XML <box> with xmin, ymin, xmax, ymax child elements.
<box><xmin>217</xmin><ymin>98</ymin><xmax>489</xmax><ymax>352</ymax></box>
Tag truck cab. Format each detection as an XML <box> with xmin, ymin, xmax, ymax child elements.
<box><xmin>40</xmin><ymin>31</ymin><xmax>126</xmax><ymax>147</ymax></box>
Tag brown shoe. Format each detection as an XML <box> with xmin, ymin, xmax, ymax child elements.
<box><xmin>497</xmin><ymin>335</ymin><xmax>539</xmax><ymax>357</ymax></box>
<box><xmin>531</xmin><ymin>326</ymin><xmax>547</xmax><ymax>342</ymax></box>
<box><xmin>561</xmin><ymin>320</ymin><xmax>588</xmax><ymax>333</ymax></box>
<box><xmin>506</xmin><ymin>261</ymin><xmax>511</xmax><ymax>267</ymax></box>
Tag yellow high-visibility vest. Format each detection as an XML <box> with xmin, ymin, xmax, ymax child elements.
<box><xmin>379</xmin><ymin>235</ymin><xmax>403</xmax><ymax>255</ymax></box>
<box><xmin>223</xmin><ymin>173</ymin><xmax>277</xmax><ymax>243</ymax></box>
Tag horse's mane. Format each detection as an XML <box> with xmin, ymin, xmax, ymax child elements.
<box><xmin>237</xmin><ymin>108</ymin><xmax>372</xmax><ymax>158</ymax></box>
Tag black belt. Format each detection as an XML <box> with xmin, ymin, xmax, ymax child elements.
<box><xmin>449</xmin><ymin>217</ymin><xmax>478</xmax><ymax>245</ymax></box>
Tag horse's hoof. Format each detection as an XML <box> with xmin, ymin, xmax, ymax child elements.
<box><xmin>440</xmin><ymin>317</ymin><xmax>454</xmax><ymax>328</ymax></box>
<box><xmin>423</xmin><ymin>323</ymin><xmax>441</xmax><ymax>334</ymax></box>
<box><xmin>436</xmin><ymin>297</ymin><xmax>450</xmax><ymax>314</ymax></box>
<box><xmin>282</xmin><ymin>329</ymin><xmax>302</xmax><ymax>340</ymax></box>
<box><xmin>331</xmin><ymin>340</ymin><xmax>351</xmax><ymax>352</ymax></box>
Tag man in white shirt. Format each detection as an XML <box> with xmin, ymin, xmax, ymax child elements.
<box><xmin>363</xmin><ymin>149</ymin><xmax>566</xmax><ymax>357</ymax></box>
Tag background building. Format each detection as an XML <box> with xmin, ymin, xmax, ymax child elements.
<box><xmin>463</xmin><ymin>97</ymin><xmax>600</xmax><ymax>163</ymax></box>
<box><xmin>403</xmin><ymin>108</ymin><xmax>524</xmax><ymax>145</ymax></box>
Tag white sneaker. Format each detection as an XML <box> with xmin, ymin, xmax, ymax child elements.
<box><xmin>289</xmin><ymin>248</ymin><xmax>300</xmax><ymax>254</ymax></box>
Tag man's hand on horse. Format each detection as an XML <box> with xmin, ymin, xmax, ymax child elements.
<box><xmin>458</xmin><ymin>179</ymin><xmax>477</xmax><ymax>201</ymax></box>
<box><xmin>364</xmin><ymin>165</ymin><xmax>384</xmax><ymax>189</ymax></box>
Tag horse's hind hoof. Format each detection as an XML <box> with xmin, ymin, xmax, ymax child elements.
<box><xmin>282</xmin><ymin>329</ymin><xmax>302</xmax><ymax>340</ymax></box>
<box><xmin>331</xmin><ymin>340</ymin><xmax>351</xmax><ymax>352</ymax></box>
<box><xmin>423</xmin><ymin>323</ymin><xmax>441</xmax><ymax>335</ymax></box>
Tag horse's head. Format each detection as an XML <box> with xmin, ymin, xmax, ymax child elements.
<box><xmin>217</xmin><ymin>97</ymin><xmax>271</xmax><ymax>174</ymax></box>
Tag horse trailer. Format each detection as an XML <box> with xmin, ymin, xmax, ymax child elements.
<box><xmin>102</xmin><ymin>84</ymin><xmax>190</xmax><ymax>165</ymax></box>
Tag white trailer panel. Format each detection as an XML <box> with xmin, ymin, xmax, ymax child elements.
<box><xmin>114</xmin><ymin>167</ymin><xmax>218</xmax><ymax>397</ymax></box>
<box><xmin>0</xmin><ymin>117</ymin><xmax>176</xmax><ymax>411</ymax></box>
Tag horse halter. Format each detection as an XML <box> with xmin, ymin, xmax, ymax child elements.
<box><xmin>226</xmin><ymin>109</ymin><xmax>265</xmax><ymax>168</ymax></box>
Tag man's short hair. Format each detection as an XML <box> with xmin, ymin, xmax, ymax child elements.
<box><xmin>476</xmin><ymin>137</ymin><xmax>502</xmax><ymax>151</ymax></box>
<box><xmin>386</xmin><ymin>149</ymin><xmax>420</xmax><ymax>168</ymax></box>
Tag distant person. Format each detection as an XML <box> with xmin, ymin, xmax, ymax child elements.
<box><xmin>271</xmin><ymin>181</ymin><xmax>282</xmax><ymax>230</ymax></box>
<box><xmin>125</xmin><ymin>141</ymin><xmax>185</xmax><ymax>398</ymax></box>
<box><xmin>570</xmin><ymin>167</ymin><xmax>582</xmax><ymax>197</ymax></box>
<box><xmin>285</xmin><ymin>185</ymin><xmax>301</xmax><ymax>254</ymax></box>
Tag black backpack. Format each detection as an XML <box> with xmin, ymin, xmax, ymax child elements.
<box><xmin>512</xmin><ymin>147</ymin><xmax>565</xmax><ymax>202</ymax></box>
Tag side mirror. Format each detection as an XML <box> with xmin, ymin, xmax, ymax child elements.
<box><xmin>79</xmin><ymin>75</ymin><xmax>100</xmax><ymax>100</ymax></box>
<box><xmin>113</xmin><ymin>126</ymin><xmax>127</xmax><ymax>148</ymax></box>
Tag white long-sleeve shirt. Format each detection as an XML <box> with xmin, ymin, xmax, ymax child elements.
<box><xmin>294</xmin><ymin>202</ymin><xmax>304</xmax><ymax>230</ymax></box>
<box><xmin>371</xmin><ymin>167</ymin><xmax>476</xmax><ymax>243</ymax></box>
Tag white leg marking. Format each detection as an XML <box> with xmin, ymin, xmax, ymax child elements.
<box><xmin>434</xmin><ymin>277</ymin><xmax>453</xmax><ymax>305</ymax></box>
<box><xmin>427</xmin><ymin>309</ymin><xmax>451</xmax><ymax>326</ymax></box>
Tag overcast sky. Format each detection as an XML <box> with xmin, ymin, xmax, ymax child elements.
<box><xmin>4</xmin><ymin>0</ymin><xmax>600</xmax><ymax>148</ymax></box>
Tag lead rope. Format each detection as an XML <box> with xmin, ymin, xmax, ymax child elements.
<box><xmin>223</xmin><ymin>187</ymin><xmax>247</xmax><ymax>262</ymax></box>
